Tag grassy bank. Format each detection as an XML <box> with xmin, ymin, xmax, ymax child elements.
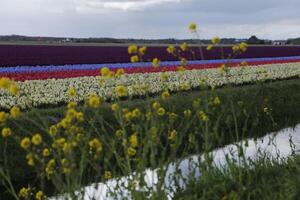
<box><xmin>1</xmin><ymin>78</ymin><xmax>300</xmax><ymax>199</ymax></box>
<box><xmin>174</xmin><ymin>155</ymin><xmax>300</xmax><ymax>200</ymax></box>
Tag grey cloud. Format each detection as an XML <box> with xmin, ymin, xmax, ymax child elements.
<box><xmin>0</xmin><ymin>0</ymin><xmax>299</xmax><ymax>39</ymax></box>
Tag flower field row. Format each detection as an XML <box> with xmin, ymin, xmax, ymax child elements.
<box><xmin>1</xmin><ymin>56</ymin><xmax>300</xmax><ymax>81</ymax></box>
<box><xmin>2</xmin><ymin>56</ymin><xmax>300</xmax><ymax>73</ymax></box>
<box><xmin>1</xmin><ymin>44</ymin><xmax>300</xmax><ymax>67</ymax></box>
<box><xmin>1</xmin><ymin>62</ymin><xmax>300</xmax><ymax>109</ymax></box>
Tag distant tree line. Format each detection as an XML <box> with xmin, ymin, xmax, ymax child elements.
<box><xmin>0</xmin><ymin>35</ymin><xmax>238</xmax><ymax>45</ymax></box>
<box><xmin>247</xmin><ymin>35</ymin><xmax>267</xmax><ymax>45</ymax></box>
<box><xmin>0</xmin><ymin>35</ymin><xmax>299</xmax><ymax>45</ymax></box>
<box><xmin>287</xmin><ymin>38</ymin><xmax>300</xmax><ymax>45</ymax></box>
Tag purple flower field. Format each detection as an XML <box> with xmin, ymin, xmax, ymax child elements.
<box><xmin>0</xmin><ymin>44</ymin><xmax>300</xmax><ymax>67</ymax></box>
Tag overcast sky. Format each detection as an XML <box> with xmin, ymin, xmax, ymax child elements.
<box><xmin>0</xmin><ymin>0</ymin><xmax>299</xmax><ymax>39</ymax></box>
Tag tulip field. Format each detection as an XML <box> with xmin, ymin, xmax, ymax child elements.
<box><xmin>0</xmin><ymin>48</ymin><xmax>300</xmax><ymax>109</ymax></box>
<box><xmin>1</xmin><ymin>44</ymin><xmax>300</xmax><ymax>66</ymax></box>
<box><xmin>1</xmin><ymin>43</ymin><xmax>300</xmax><ymax>200</ymax></box>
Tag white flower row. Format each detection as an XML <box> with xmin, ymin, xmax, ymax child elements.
<box><xmin>1</xmin><ymin>62</ymin><xmax>300</xmax><ymax>109</ymax></box>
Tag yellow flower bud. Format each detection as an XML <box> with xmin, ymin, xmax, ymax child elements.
<box><xmin>189</xmin><ymin>23</ymin><xmax>197</xmax><ymax>32</ymax></box>
<box><xmin>1</xmin><ymin>127</ymin><xmax>12</xmax><ymax>138</ymax></box>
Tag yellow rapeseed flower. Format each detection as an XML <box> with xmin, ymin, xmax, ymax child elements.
<box><xmin>45</xmin><ymin>159</ymin><xmax>56</xmax><ymax>178</ymax></box>
<box><xmin>161</xmin><ymin>90</ymin><xmax>170</xmax><ymax>100</ymax></box>
<box><xmin>140</xmin><ymin>84</ymin><xmax>147</xmax><ymax>92</ymax></box>
<box><xmin>63</xmin><ymin>167</ymin><xmax>71</xmax><ymax>175</ymax></box>
<box><xmin>168</xmin><ymin>129</ymin><xmax>177</xmax><ymax>141</ymax></box>
<box><xmin>43</xmin><ymin>148</ymin><xmax>50</xmax><ymax>157</ymax></box>
<box><xmin>152</xmin><ymin>102</ymin><xmax>160</xmax><ymax>110</ymax></box>
<box><xmin>100</xmin><ymin>67</ymin><xmax>110</xmax><ymax>77</ymax></box>
<box><xmin>75</xmin><ymin>133</ymin><xmax>83</xmax><ymax>142</ymax></box>
<box><xmin>68</xmin><ymin>125</ymin><xmax>79</xmax><ymax>133</ymax></box>
<box><xmin>26</xmin><ymin>153</ymin><xmax>35</xmax><ymax>166</ymax></box>
<box><xmin>152</xmin><ymin>58</ymin><xmax>160</xmax><ymax>68</ymax></box>
<box><xmin>115</xmin><ymin>129</ymin><xmax>124</xmax><ymax>138</ymax></box>
<box><xmin>179</xmin><ymin>82</ymin><xmax>190</xmax><ymax>90</ymax></box>
<box><xmin>167</xmin><ymin>45</ymin><xmax>175</xmax><ymax>54</ymax></box>
<box><xmin>211</xmin><ymin>37</ymin><xmax>221</xmax><ymax>44</ymax></box>
<box><xmin>20</xmin><ymin>137</ymin><xmax>31</xmax><ymax>150</ymax></box>
<box><xmin>66</xmin><ymin>108</ymin><xmax>76</xmax><ymax>119</ymax></box>
<box><xmin>0</xmin><ymin>111</ymin><xmax>7</xmax><ymax>123</ymax></box>
<box><xmin>180</xmin><ymin>42</ymin><xmax>189</xmax><ymax>51</ymax></box>
<box><xmin>199</xmin><ymin>111</ymin><xmax>209</xmax><ymax>121</ymax></box>
<box><xmin>168</xmin><ymin>112</ymin><xmax>177</xmax><ymax>120</ymax></box>
<box><xmin>104</xmin><ymin>171</ymin><xmax>112</xmax><ymax>180</ymax></box>
<box><xmin>122</xmin><ymin>108</ymin><xmax>129</xmax><ymax>114</ymax></box>
<box><xmin>180</xmin><ymin>58</ymin><xmax>188</xmax><ymax>66</ymax></box>
<box><xmin>189</xmin><ymin>23</ymin><xmax>197</xmax><ymax>32</ymax></box>
<box><xmin>130</xmin><ymin>55</ymin><xmax>139</xmax><ymax>63</ymax></box>
<box><xmin>127</xmin><ymin>147</ymin><xmax>137</xmax><ymax>157</ymax></box>
<box><xmin>52</xmin><ymin>138</ymin><xmax>66</xmax><ymax>150</ymax></box>
<box><xmin>124</xmin><ymin>111</ymin><xmax>133</xmax><ymax>121</ymax></box>
<box><xmin>206</xmin><ymin>44</ymin><xmax>213</xmax><ymax>51</ymax></box>
<box><xmin>0</xmin><ymin>77</ymin><xmax>12</xmax><ymax>90</ymax></box>
<box><xmin>89</xmin><ymin>138</ymin><xmax>103</xmax><ymax>154</ymax></box>
<box><xmin>239</xmin><ymin>42</ymin><xmax>248</xmax><ymax>52</ymax></box>
<box><xmin>157</xmin><ymin>107</ymin><xmax>166</xmax><ymax>116</ymax></box>
<box><xmin>59</xmin><ymin>118</ymin><xmax>71</xmax><ymax>129</ymax></box>
<box><xmin>19</xmin><ymin>187</ymin><xmax>30</xmax><ymax>198</ymax></box>
<box><xmin>32</xmin><ymin>134</ymin><xmax>42</xmax><ymax>146</ymax></box>
<box><xmin>1</xmin><ymin>127</ymin><xmax>12</xmax><ymax>138</ymax></box>
<box><xmin>138</xmin><ymin>46</ymin><xmax>147</xmax><ymax>55</ymax></box>
<box><xmin>116</xmin><ymin>68</ymin><xmax>125</xmax><ymax>77</ymax></box>
<box><xmin>9</xmin><ymin>84</ymin><xmax>20</xmax><ymax>96</ymax></box>
<box><xmin>76</xmin><ymin>112</ymin><xmax>84</xmax><ymax>122</ymax></box>
<box><xmin>48</xmin><ymin>125</ymin><xmax>58</xmax><ymax>136</ymax></box>
<box><xmin>67</xmin><ymin>88</ymin><xmax>76</xmax><ymax>98</ymax></box>
<box><xmin>263</xmin><ymin>107</ymin><xmax>269</xmax><ymax>113</ymax></box>
<box><xmin>36</xmin><ymin>191</ymin><xmax>44</xmax><ymax>200</ymax></box>
<box><xmin>132</xmin><ymin>108</ymin><xmax>141</xmax><ymax>118</ymax></box>
<box><xmin>60</xmin><ymin>119</ymin><xmax>71</xmax><ymax>128</ymax></box>
<box><xmin>128</xmin><ymin>44</ymin><xmax>138</xmax><ymax>54</ymax></box>
<box><xmin>146</xmin><ymin>112</ymin><xmax>152</xmax><ymax>121</ymax></box>
<box><xmin>111</xmin><ymin>103</ymin><xmax>119</xmax><ymax>112</ymax></box>
<box><xmin>115</xmin><ymin>85</ymin><xmax>128</xmax><ymax>97</ymax></box>
<box><xmin>10</xmin><ymin>106</ymin><xmax>21</xmax><ymax>118</ymax></box>
<box><xmin>129</xmin><ymin>134</ymin><xmax>138</xmax><ymax>148</ymax></box>
<box><xmin>87</xmin><ymin>94</ymin><xmax>101</xmax><ymax>108</ymax></box>
<box><xmin>67</xmin><ymin>101</ymin><xmax>77</xmax><ymax>109</ymax></box>
<box><xmin>184</xmin><ymin>109</ymin><xmax>192</xmax><ymax>118</ymax></box>
<box><xmin>63</xmin><ymin>143</ymin><xmax>73</xmax><ymax>154</ymax></box>
<box><xmin>232</xmin><ymin>45</ymin><xmax>240</xmax><ymax>53</ymax></box>
<box><xmin>213</xmin><ymin>96</ymin><xmax>221</xmax><ymax>105</ymax></box>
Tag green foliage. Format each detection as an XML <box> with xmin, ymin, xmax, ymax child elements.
<box><xmin>1</xmin><ymin>78</ymin><xmax>300</xmax><ymax>199</ymax></box>
<box><xmin>174</xmin><ymin>156</ymin><xmax>300</xmax><ymax>200</ymax></box>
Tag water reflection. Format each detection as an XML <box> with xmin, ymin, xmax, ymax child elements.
<box><xmin>211</xmin><ymin>123</ymin><xmax>300</xmax><ymax>166</ymax></box>
<box><xmin>162</xmin><ymin>124</ymin><xmax>300</xmax><ymax>198</ymax></box>
<box><xmin>53</xmin><ymin>124</ymin><xmax>300</xmax><ymax>200</ymax></box>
